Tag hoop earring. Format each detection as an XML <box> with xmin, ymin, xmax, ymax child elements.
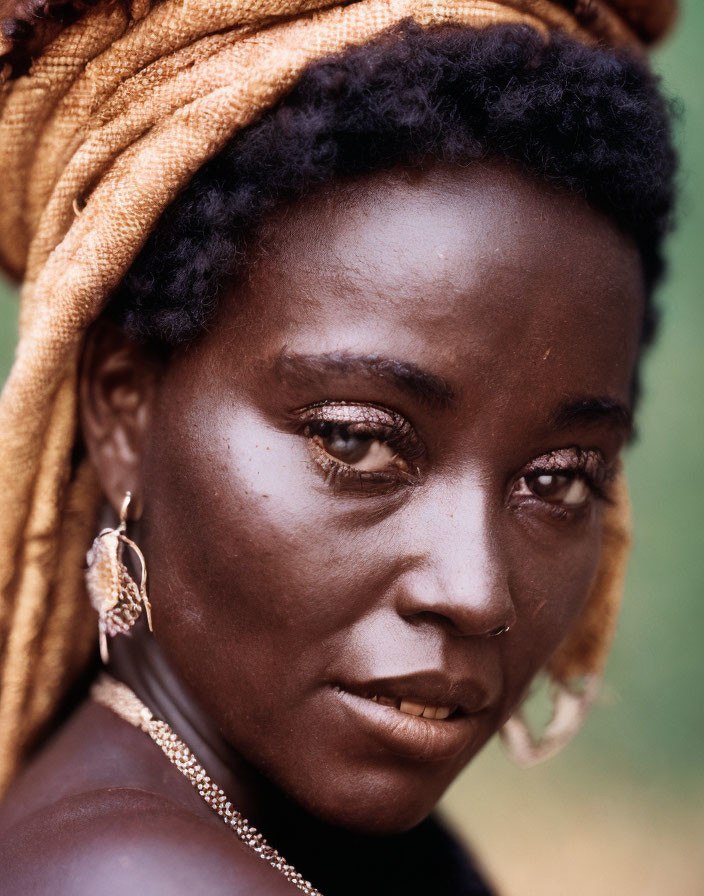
<box><xmin>85</xmin><ymin>492</ymin><xmax>153</xmax><ymax>663</ymax></box>
<box><xmin>499</xmin><ymin>675</ymin><xmax>601</xmax><ymax>768</ymax></box>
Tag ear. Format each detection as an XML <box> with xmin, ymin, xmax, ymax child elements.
<box><xmin>78</xmin><ymin>320</ymin><xmax>162</xmax><ymax>520</ymax></box>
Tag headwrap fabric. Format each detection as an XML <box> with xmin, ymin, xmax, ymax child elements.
<box><xmin>0</xmin><ymin>0</ymin><xmax>663</xmax><ymax>792</ymax></box>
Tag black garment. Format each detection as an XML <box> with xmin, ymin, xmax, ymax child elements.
<box><xmin>295</xmin><ymin>813</ymin><xmax>495</xmax><ymax>896</ymax></box>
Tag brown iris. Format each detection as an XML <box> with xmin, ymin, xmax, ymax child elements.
<box><xmin>525</xmin><ymin>472</ymin><xmax>589</xmax><ymax>505</ymax></box>
<box><xmin>313</xmin><ymin>423</ymin><xmax>408</xmax><ymax>473</ymax></box>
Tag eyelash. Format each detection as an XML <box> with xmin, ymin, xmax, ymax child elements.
<box><xmin>294</xmin><ymin>403</ymin><xmax>612</xmax><ymax>507</ymax></box>
<box><xmin>294</xmin><ymin>403</ymin><xmax>422</xmax><ymax>494</ymax></box>
<box><xmin>512</xmin><ymin>447</ymin><xmax>613</xmax><ymax>520</ymax></box>
<box><xmin>521</xmin><ymin>448</ymin><xmax>610</xmax><ymax>493</ymax></box>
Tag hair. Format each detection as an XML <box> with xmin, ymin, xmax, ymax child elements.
<box><xmin>106</xmin><ymin>22</ymin><xmax>677</xmax><ymax>368</ymax></box>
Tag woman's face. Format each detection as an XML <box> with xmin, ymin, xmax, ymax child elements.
<box><xmin>93</xmin><ymin>162</ymin><xmax>643</xmax><ymax>833</ymax></box>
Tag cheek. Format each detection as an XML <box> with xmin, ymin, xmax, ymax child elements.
<box><xmin>139</xmin><ymin>394</ymin><xmax>382</xmax><ymax>725</ymax></box>
<box><xmin>501</xmin><ymin>512</ymin><xmax>602</xmax><ymax>705</ymax></box>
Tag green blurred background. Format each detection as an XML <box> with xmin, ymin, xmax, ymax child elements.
<box><xmin>0</xmin><ymin>5</ymin><xmax>702</xmax><ymax>893</ymax></box>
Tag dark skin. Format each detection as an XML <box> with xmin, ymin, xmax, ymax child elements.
<box><xmin>0</xmin><ymin>161</ymin><xmax>643</xmax><ymax>894</ymax></box>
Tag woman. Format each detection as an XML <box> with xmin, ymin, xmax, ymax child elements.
<box><xmin>0</xmin><ymin>1</ymin><xmax>677</xmax><ymax>893</ymax></box>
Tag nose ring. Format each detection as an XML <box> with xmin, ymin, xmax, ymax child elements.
<box><xmin>488</xmin><ymin>624</ymin><xmax>511</xmax><ymax>637</ymax></box>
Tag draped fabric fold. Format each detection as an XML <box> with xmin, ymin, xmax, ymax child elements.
<box><xmin>0</xmin><ymin>0</ymin><xmax>669</xmax><ymax>792</ymax></box>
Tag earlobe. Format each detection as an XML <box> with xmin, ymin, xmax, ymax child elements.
<box><xmin>78</xmin><ymin>320</ymin><xmax>160</xmax><ymax>518</ymax></box>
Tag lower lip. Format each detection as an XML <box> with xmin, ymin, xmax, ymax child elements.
<box><xmin>334</xmin><ymin>689</ymin><xmax>481</xmax><ymax>763</ymax></box>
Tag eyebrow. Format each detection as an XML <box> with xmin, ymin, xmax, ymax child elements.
<box><xmin>552</xmin><ymin>397</ymin><xmax>633</xmax><ymax>436</ymax></box>
<box><xmin>273</xmin><ymin>351</ymin><xmax>456</xmax><ymax>408</ymax></box>
<box><xmin>274</xmin><ymin>352</ymin><xmax>633</xmax><ymax>435</ymax></box>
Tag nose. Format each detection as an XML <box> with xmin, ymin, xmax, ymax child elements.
<box><xmin>393</xmin><ymin>477</ymin><xmax>516</xmax><ymax>638</ymax></box>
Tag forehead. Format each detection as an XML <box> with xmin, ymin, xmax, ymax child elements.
<box><xmin>216</xmin><ymin>161</ymin><xmax>644</xmax><ymax>406</ymax></box>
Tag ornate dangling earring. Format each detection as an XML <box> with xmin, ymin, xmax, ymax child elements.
<box><xmin>499</xmin><ymin>675</ymin><xmax>601</xmax><ymax>768</ymax></box>
<box><xmin>85</xmin><ymin>491</ymin><xmax>153</xmax><ymax>663</ymax></box>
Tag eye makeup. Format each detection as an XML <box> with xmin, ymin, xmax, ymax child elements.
<box><xmin>292</xmin><ymin>400</ymin><xmax>615</xmax><ymax>516</ymax></box>
<box><xmin>294</xmin><ymin>402</ymin><xmax>423</xmax><ymax>494</ymax></box>
<box><xmin>511</xmin><ymin>446</ymin><xmax>614</xmax><ymax>517</ymax></box>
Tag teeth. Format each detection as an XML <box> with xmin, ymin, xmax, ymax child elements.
<box><xmin>368</xmin><ymin>693</ymin><xmax>455</xmax><ymax>720</ymax></box>
<box><xmin>399</xmin><ymin>699</ymin><xmax>425</xmax><ymax>717</ymax></box>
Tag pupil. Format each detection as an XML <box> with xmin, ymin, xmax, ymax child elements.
<box><xmin>531</xmin><ymin>472</ymin><xmax>571</xmax><ymax>499</ymax></box>
<box><xmin>323</xmin><ymin>426</ymin><xmax>372</xmax><ymax>464</ymax></box>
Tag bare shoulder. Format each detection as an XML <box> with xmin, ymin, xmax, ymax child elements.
<box><xmin>0</xmin><ymin>786</ymin><xmax>298</xmax><ymax>896</ymax></box>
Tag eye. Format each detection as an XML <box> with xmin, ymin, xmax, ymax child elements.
<box><xmin>294</xmin><ymin>403</ymin><xmax>422</xmax><ymax>492</ymax></box>
<box><xmin>522</xmin><ymin>471</ymin><xmax>590</xmax><ymax>506</ymax></box>
<box><xmin>511</xmin><ymin>447</ymin><xmax>610</xmax><ymax>513</ymax></box>
<box><xmin>313</xmin><ymin>423</ymin><xmax>409</xmax><ymax>473</ymax></box>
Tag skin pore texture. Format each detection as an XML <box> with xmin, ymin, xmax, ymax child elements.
<box><xmin>0</xmin><ymin>161</ymin><xmax>644</xmax><ymax>894</ymax></box>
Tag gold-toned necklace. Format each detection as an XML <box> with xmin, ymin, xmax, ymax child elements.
<box><xmin>91</xmin><ymin>674</ymin><xmax>323</xmax><ymax>896</ymax></box>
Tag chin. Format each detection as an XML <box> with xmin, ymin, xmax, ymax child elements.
<box><xmin>292</xmin><ymin>765</ymin><xmax>454</xmax><ymax>835</ymax></box>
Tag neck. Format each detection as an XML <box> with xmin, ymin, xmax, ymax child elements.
<box><xmin>108</xmin><ymin>621</ymin><xmax>294</xmax><ymax>834</ymax></box>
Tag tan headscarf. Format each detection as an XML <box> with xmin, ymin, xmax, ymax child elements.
<box><xmin>0</xmin><ymin>0</ymin><xmax>676</xmax><ymax>792</ymax></box>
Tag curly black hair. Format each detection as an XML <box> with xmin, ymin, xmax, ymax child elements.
<box><xmin>107</xmin><ymin>23</ymin><xmax>676</xmax><ymax>357</ymax></box>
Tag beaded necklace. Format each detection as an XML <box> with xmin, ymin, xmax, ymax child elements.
<box><xmin>91</xmin><ymin>674</ymin><xmax>323</xmax><ymax>896</ymax></box>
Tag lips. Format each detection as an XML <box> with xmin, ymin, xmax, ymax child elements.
<box><xmin>332</xmin><ymin>673</ymin><xmax>493</xmax><ymax>762</ymax></box>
